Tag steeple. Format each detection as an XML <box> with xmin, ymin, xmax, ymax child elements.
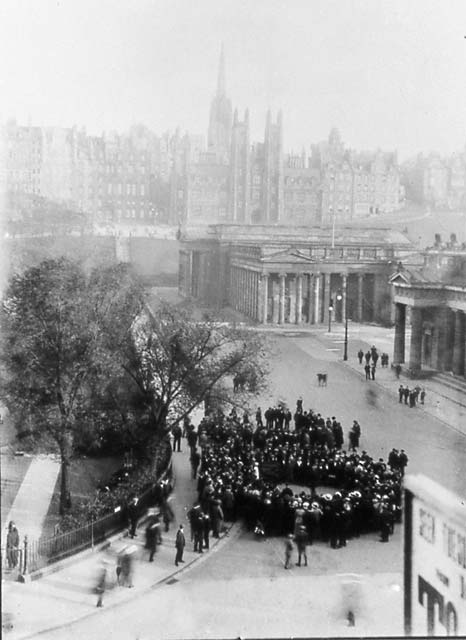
<box><xmin>208</xmin><ymin>44</ymin><xmax>232</xmax><ymax>155</ymax></box>
<box><xmin>217</xmin><ymin>43</ymin><xmax>226</xmax><ymax>97</ymax></box>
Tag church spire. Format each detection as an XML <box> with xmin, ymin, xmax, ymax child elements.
<box><xmin>217</xmin><ymin>43</ymin><xmax>226</xmax><ymax>96</ymax></box>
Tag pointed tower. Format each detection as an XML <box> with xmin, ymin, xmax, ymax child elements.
<box><xmin>208</xmin><ymin>45</ymin><xmax>232</xmax><ymax>158</ymax></box>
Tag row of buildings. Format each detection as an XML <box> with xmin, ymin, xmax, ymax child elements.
<box><xmin>2</xmin><ymin>49</ymin><xmax>404</xmax><ymax>230</ymax></box>
<box><xmin>402</xmin><ymin>151</ymin><xmax>466</xmax><ymax>210</ymax></box>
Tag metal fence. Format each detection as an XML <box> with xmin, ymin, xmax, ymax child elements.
<box><xmin>17</xmin><ymin>458</ymin><xmax>173</xmax><ymax>577</ymax></box>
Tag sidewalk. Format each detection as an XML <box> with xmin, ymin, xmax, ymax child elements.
<box><xmin>322</xmin><ymin>323</ymin><xmax>466</xmax><ymax>436</ymax></box>
<box><xmin>2</xmin><ymin>440</ymin><xmax>230</xmax><ymax>640</ymax></box>
<box><xmin>1</xmin><ymin>456</ymin><xmax>61</xmax><ymax>548</ymax></box>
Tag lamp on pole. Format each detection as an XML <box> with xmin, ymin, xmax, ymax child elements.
<box><xmin>328</xmin><ymin>298</ymin><xmax>334</xmax><ymax>333</ymax></box>
<box><xmin>336</xmin><ymin>292</ymin><xmax>348</xmax><ymax>361</ymax></box>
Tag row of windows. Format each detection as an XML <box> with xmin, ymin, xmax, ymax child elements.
<box><xmin>106</xmin><ymin>183</ymin><xmax>146</xmax><ymax>196</ymax></box>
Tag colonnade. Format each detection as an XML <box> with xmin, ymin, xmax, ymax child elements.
<box><xmin>229</xmin><ymin>268</ymin><xmax>377</xmax><ymax>325</ymax></box>
<box><xmin>393</xmin><ymin>302</ymin><xmax>466</xmax><ymax>377</ymax></box>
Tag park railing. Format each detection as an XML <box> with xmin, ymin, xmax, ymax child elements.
<box><xmin>16</xmin><ymin>457</ymin><xmax>173</xmax><ymax>578</ymax></box>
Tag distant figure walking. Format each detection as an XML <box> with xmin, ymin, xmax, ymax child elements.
<box><xmin>175</xmin><ymin>524</ymin><xmax>186</xmax><ymax>566</ymax></box>
<box><xmin>95</xmin><ymin>560</ymin><xmax>109</xmax><ymax>607</ymax></box>
<box><xmin>357</xmin><ymin>349</ymin><xmax>364</xmax><ymax>365</ymax></box>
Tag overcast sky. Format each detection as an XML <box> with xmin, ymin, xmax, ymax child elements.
<box><xmin>1</xmin><ymin>0</ymin><xmax>465</xmax><ymax>159</ymax></box>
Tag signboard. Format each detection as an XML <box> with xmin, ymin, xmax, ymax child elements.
<box><xmin>404</xmin><ymin>474</ymin><xmax>466</xmax><ymax>636</ymax></box>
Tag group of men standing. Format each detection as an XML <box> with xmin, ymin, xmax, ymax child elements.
<box><xmin>357</xmin><ymin>345</ymin><xmax>389</xmax><ymax>381</ymax></box>
<box><xmin>398</xmin><ymin>385</ymin><xmax>426</xmax><ymax>408</ymax></box>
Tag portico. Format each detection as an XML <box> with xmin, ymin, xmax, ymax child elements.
<box><xmin>179</xmin><ymin>223</ymin><xmax>413</xmax><ymax>327</ymax></box>
<box><xmin>390</xmin><ymin>271</ymin><xmax>466</xmax><ymax>378</ymax></box>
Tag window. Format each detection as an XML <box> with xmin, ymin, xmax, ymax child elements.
<box><xmin>126</xmin><ymin>184</ymin><xmax>131</xmax><ymax>195</ymax></box>
<box><xmin>140</xmin><ymin>184</ymin><xmax>145</xmax><ymax>196</ymax></box>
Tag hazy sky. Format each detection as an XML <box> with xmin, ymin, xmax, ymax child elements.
<box><xmin>1</xmin><ymin>0</ymin><xmax>465</xmax><ymax>159</ymax></box>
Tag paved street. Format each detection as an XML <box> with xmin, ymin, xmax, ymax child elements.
<box><xmin>5</xmin><ymin>327</ymin><xmax>466</xmax><ymax>639</ymax></box>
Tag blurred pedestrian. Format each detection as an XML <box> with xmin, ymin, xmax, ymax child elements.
<box><xmin>370</xmin><ymin>364</ymin><xmax>376</xmax><ymax>380</ymax></box>
<box><xmin>161</xmin><ymin>497</ymin><xmax>175</xmax><ymax>533</ymax></box>
<box><xmin>357</xmin><ymin>349</ymin><xmax>364</xmax><ymax>365</ymax></box>
<box><xmin>95</xmin><ymin>559</ymin><xmax>110</xmax><ymax>607</ymax></box>
<box><xmin>175</xmin><ymin>524</ymin><xmax>186</xmax><ymax>566</ymax></box>
<box><xmin>364</xmin><ymin>363</ymin><xmax>371</xmax><ymax>380</ymax></box>
<box><xmin>420</xmin><ymin>388</ymin><xmax>426</xmax><ymax>405</ymax></box>
<box><xmin>118</xmin><ymin>546</ymin><xmax>135</xmax><ymax>587</ymax></box>
<box><xmin>284</xmin><ymin>533</ymin><xmax>294</xmax><ymax>569</ymax></box>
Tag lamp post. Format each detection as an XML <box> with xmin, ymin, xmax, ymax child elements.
<box><xmin>336</xmin><ymin>292</ymin><xmax>348</xmax><ymax>361</ymax></box>
<box><xmin>328</xmin><ymin>298</ymin><xmax>334</xmax><ymax>333</ymax></box>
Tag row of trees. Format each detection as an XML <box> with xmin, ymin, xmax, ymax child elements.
<box><xmin>0</xmin><ymin>258</ymin><xmax>268</xmax><ymax>515</ymax></box>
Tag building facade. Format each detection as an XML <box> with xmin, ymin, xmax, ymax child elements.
<box><xmin>179</xmin><ymin>224</ymin><xmax>413</xmax><ymax>326</ymax></box>
<box><xmin>402</xmin><ymin>151</ymin><xmax>466</xmax><ymax>210</ymax></box>
<box><xmin>2</xmin><ymin>49</ymin><xmax>404</xmax><ymax>231</ymax></box>
<box><xmin>391</xmin><ymin>242</ymin><xmax>466</xmax><ymax>378</ymax></box>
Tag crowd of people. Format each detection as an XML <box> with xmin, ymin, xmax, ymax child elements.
<box><xmin>181</xmin><ymin>399</ymin><xmax>407</xmax><ymax>554</ymax></box>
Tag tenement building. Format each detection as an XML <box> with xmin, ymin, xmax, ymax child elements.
<box><xmin>2</xmin><ymin>48</ymin><xmax>402</xmax><ymax>230</ymax></box>
<box><xmin>390</xmin><ymin>237</ymin><xmax>466</xmax><ymax>377</ymax></box>
<box><xmin>179</xmin><ymin>224</ymin><xmax>412</xmax><ymax>326</ymax></box>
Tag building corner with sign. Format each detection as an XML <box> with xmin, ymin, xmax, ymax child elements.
<box><xmin>403</xmin><ymin>474</ymin><xmax>466</xmax><ymax>636</ymax></box>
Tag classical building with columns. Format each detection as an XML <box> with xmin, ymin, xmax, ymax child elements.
<box><xmin>390</xmin><ymin>245</ymin><xmax>466</xmax><ymax>378</ymax></box>
<box><xmin>179</xmin><ymin>224</ymin><xmax>412</xmax><ymax>326</ymax></box>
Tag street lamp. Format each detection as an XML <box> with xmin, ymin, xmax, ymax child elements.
<box><xmin>336</xmin><ymin>292</ymin><xmax>348</xmax><ymax>361</ymax></box>
<box><xmin>328</xmin><ymin>298</ymin><xmax>334</xmax><ymax>333</ymax></box>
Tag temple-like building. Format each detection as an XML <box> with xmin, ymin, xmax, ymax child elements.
<box><xmin>390</xmin><ymin>236</ymin><xmax>466</xmax><ymax>378</ymax></box>
<box><xmin>179</xmin><ymin>224</ymin><xmax>413</xmax><ymax>326</ymax></box>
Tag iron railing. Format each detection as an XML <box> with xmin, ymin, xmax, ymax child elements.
<box><xmin>20</xmin><ymin>458</ymin><xmax>173</xmax><ymax>576</ymax></box>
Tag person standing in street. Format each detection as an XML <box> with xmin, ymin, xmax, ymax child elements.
<box><xmin>398</xmin><ymin>385</ymin><xmax>404</xmax><ymax>403</ymax></box>
<box><xmin>284</xmin><ymin>533</ymin><xmax>294</xmax><ymax>569</ymax></box>
<box><xmin>370</xmin><ymin>364</ymin><xmax>376</xmax><ymax>380</ymax></box>
<box><xmin>175</xmin><ymin>524</ymin><xmax>186</xmax><ymax>566</ymax></box>
<box><xmin>357</xmin><ymin>349</ymin><xmax>364</xmax><ymax>365</ymax></box>
<box><xmin>364</xmin><ymin>363</ymin><xmax>371</xmax><ymax>380</ymax></box>
<box><xmin>127</xmin><ymin>497</ymin><xmax>139</xmax><ymax>538</ymax></box>
<box><xmin>172</xmin><ymin>424</ymin><xmax>182</xmax><ymax>452</ymax></box>
<box><xmin>6</xmin><ymin>521</ymin><xmax>19</xmax><ymax>569</ymax></box>
<box><xmin>420</xmin><ymin>388</ymin><xmax>426</xmax><ymax>405</ymax></box>
<box><xmin>295</xmin><ymin>525</ymin><xmax>308</xmax><ymax>567</ymax></box>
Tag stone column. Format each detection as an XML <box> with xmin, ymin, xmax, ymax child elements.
<box><xmin>272</xmin><ymin>277</ymin><xmax>280</xmax><ymax>324</ymax></box>
<box><xmin>289</xmin><ymin>275</ymin><xmax>296</xmax><ymax>324</ymax></box>
<box><xmin>357</xmin><ymin>273</ymin><xmax>364</xmax><ymax>322</ymax></box>
<box><xmin>393</xmin><ymin>302</ymin><xmax>406</xmax><ymax>364</ymax></box>
<box><xmin>261</xmin><ymin>273</ymin><xmax>269</xmax><ymax>324</ymax></box>
<box><xmin>323</xmin><ymin>273</ymin><xmax>331</xmax><ymax>327</ymax></box>
<box><xmin>408</xmin><ymin>306</ymin><xmax>423</xmax><ymax>373</ymax></box>
<box><xmin>341</xmin><ymin>273</ymin><xmax>347</xmax><ymax>322</ymax></box>
<box><xmin>279</xmin><ymin>274</ymin><xmax>286</xmax><ymax>324</ymax></box>
<box><xmin>296</xmin><ymin>274</ymin><xmax>303</xmax><ymax>324</ymax></box>
<box><xmin>307</xmin><ymin>274</ymin><xmax>313</xmax><ymax>324</ymax></box>
<box><xmin>452</xmin><ymin>311</ymin><xmax>465</xmax><ymax>376</ymax></box>
<box><xmin>314</xmin><ymin>273</ymin><xmax>321</xmax><ymax>324</ymax></box>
